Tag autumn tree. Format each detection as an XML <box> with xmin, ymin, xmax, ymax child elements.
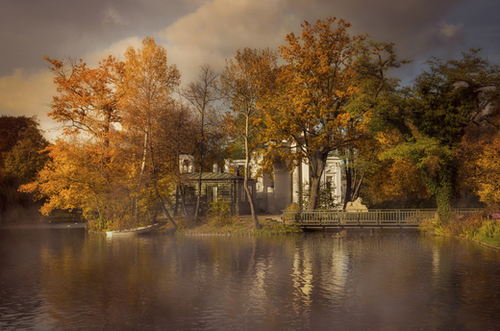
<box><xmin>157</xmin><ymin>102</ymin><xmax>197</xmax><ymax>217</ymax></box>
<box><xmin>0</xmin><ymin>115</ymin><xmax>49</xmax><ymax>182</ymax></box>
<box><xmin>475</xmin><ymin>134</ymin><xmax>500</xmax><ymax>204</ymax></box>
<box><xmin>41</xmin><ymin>54</ymin><xmax>125</xmax><ymax>208</ymax></box>
<box><xmin>263</xmin><ymin>17</ymin><xmax>405</xmax><ymax>210</ymax></box>
<box><xmin>119</xmin><ymin>37</ymin><xmax>181</xmax><ymax>229</ymax></box>
<box><xmin>25</xmin><ymin>38</ymin><xmax>188</xmax><ymax>231</ymax></box>
<box><xmin>379</xmin><ymin>49</ymin><xmax>500</xmax><ymax>221</ymax></box>
<box><xmin>44</xmin><ymin>55</ymin><xmax>124</xmax><ymax>146</ymax></box>
<box><xmin>23</xmin><ymin>54</ymin><xmax>126</xmax><ymax>228</ymax></box>
<box><xmin>220</xmin><ymin>48</ymin><xmax>278</xmax><ymax>229</ymax></box>
<box><xmin>339</xmin><ymin>43</ymin><xmax>410</xmax><ymax>207</ymax></box>
<box><xmin>0</xmin><ymin>116</ymin><xmax>50</xmax><ymax>218</ymax></box>
<box><xmin>20</xmin><ymin>139</ymin><xmax>123</xmax><ymax>225</ymax></box>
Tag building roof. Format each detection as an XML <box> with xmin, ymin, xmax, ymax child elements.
<box><xmin>183</xmin><ymin>172</ymin><xmax>241</xmax><ymax>181</ymax></box>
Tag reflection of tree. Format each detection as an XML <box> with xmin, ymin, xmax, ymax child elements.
<box><xmin>5</xmin><ymin>230</ymin><xmax>499</xmax><ymax>330</ymax></box>
<box><xmin>38</xmin><ymin>232</ymin><xmax>164</xmax><ymax>329</ymax></box>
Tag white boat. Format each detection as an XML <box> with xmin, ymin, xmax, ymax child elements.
<box><xmin>106</xmin><ymin>223</ymin><xmax>158</xmax><ymax>238</ymax></box>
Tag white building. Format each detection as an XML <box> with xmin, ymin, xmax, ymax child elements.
<box><xmin>226</xmin><ymin>153</ymin><xmax>342</xmax><ymax>213</ymax></box>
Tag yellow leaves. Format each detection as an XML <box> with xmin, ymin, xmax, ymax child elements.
<box><xmin>45</xmin><ymin>54</ymin><xmax>123</xmax><ymax>139</ymax></box>
<box><xmin>377</xmin><ymin>130</ymin><xmax>402</xmax><ymax>147</ymax></box>
<box><xmin>335</xmin><ymin>112</ymin><xmax>353</xmax><ymax>127</ymax></box>
<box><xmin>120</xmin><ymin>37</ymin><xmax>180</xmax><ymax>131</ymax></box>
<box><xmin>370</xmin><ymin>159</ymin><xmax>430</xmax><ymax>201</ymax></box>
<box><xmin>476</xmin><ymin>136</ymin><xmax>500</xmax><ymax>204</ymax></box>
<box><xmin>221</xmin><ymin>47</ymin><xmax>278</xmax><ymax>148</ymax></box>
<box><xmin>273</xmin><ymin>17</ymin><xmax>364</xmax><ymax>138</ymax></box>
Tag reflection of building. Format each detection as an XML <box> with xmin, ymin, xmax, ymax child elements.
<box><xmin>179</xmin><ymin>155</ymin><xmax>256</xmax><ymax>215</ymax></box>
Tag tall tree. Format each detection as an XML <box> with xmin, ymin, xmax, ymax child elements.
<box><xmin>341</xmin><ymin>42</ymin><xmax>410</xmax><ymax>207</ymax></box>
<box><xmin>119</xmin><ymin>37</ymin><xmax>181</xmax><ymax>229</ymax></box>
<box><xmin>157</xmin><ymin>101</ymin><xmax>197</xmax><ymax>218</ymax></box>
<box><xmin>180</xmin><ymin>64</ymin><xmax>221</xmax><ymax>220</ymax></box>
<box><xmin>220</xmin><ymin>48</ymin><xmax>278</xmax><ymax>229</ymax></box>
<box><xmin>26</xmin><ymin>38</ymin><xmax>188</xmax><ymax>230</ymax></box>
<box><xmin>264</xmin><ymin>17</ymin><xmax>405</xmax><ymax>210</ymax></box>
<box><xmin>380</xmin><ymin>49</ymin><xmax>500</xmax><ymax>221</ymax></box>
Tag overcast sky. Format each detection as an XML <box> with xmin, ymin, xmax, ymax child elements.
<box><xmin>1</xmin><ymin>0</ymin><xmax>499</xmax><ymax>140</ymax></box>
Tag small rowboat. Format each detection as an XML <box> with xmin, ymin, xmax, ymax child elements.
<box><xmin>106</xmin><ymin>223</ymin><xmax>158</xmax><ymax>238</ymax></box>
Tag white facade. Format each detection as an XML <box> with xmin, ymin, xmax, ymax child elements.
<box><xmin>226</xmin><ymin>154</ymin><xmax>342</xmax><ymax>213</ymax></box>
<box><xmin>179</xmin><ymin>154</ymin><xmax>195</xmax><ymax>173</ymax></box>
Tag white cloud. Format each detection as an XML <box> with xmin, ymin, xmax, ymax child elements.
<box><xmin>158</xmin><ymin>0</ymin><xmax>300</xmax><ymax>84</ymax></box>
<box><xmin>84</xmin><ymin>37</ymin><xmax>143</xmax><ymax>65</ymax></box>
<box><xmin>103</xmin><ymin>6</ymin><xmax>128</xmax><ymax>25</ymax></box>
<box><xmin>0</xmin><ymin>69</ymin><xmax>59</xmax><ymax>140</ymax></box>
<box><xmin>440</xmin><ymin>22</ymin><xmax>464</xmax><ymax>38</ymax></box>
<box><xmin>165</xmin><ymin>0</ymin><xmax>299</xmax><ymax>52</ymax></box>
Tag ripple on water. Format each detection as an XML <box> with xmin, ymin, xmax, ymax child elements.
<box><xmin>1</xmin><ymin>230</ymin><xmax>500</xmax><ymax>330</ymax></box>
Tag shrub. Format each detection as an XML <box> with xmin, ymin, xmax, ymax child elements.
<box><xmin>207</xmin><ymin>199</ymin><xmax>235</xmax><ymax>227</ymax></box>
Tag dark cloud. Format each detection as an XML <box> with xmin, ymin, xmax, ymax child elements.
<box><xmin>287</xmin><ymin>0</ymin><xmax>466</xmax><ymax>57</ymax></box>
<box><xmin>1</xmin><ymin>0</ymin><xmax>499</xmax><ymax>139</ymax></box>
<box><xmin>0</xmin><ymin>0</ymin><xmax>192</xmax><ymax>76</ymax></box>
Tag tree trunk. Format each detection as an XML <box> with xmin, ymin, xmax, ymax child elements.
<box><xmin>307</xmin><ymin>176</ymin><xmax>321</xmax><ymax>210</ymax></box>
<box><xmin>244</xmin><ymin>119</ymin><xmax>261</xmax><ymax>229</ymax></box>
<box><xmin>93</xmin><ymin>192</ymin><xmax>102</xmax><ymax>223</ymax></box>
<box><xmin>194</xmin><ymin>168</ymin><xmax>202</xmax><ymax>220</ymax></box>
<box><xmin>352</xmin><ymin>170</ymin><xmax>365</xmax><ymax>202</ymax></box>
<box><xmin>307</xmin><ymin>152</ymin><xmax>327</xmax><ymax>210</ymax></box>
<box><xmin>155</xmin><ymin>184</ymin><xmax>177</xmax><ymax>230</ymax></box>
<box><xmin>135</xmin><ymin>130</ymin><xmax>149</xmax><ymax>220</ymax></box>
<box><xmin>174</xmin><ymin>186</ymin><xmax>180</xmax><ymax>216</ymax></box>
<box><xmin>343</xmin><ymin>165</ymin><xmax>352</xmax><ymax>210</ymax></box>
<box><xmin>420</xmin><ymin>158</ymin><xmax>457</xmax><ymax>223</ymax></box>
<box><xmin>178</xmin><ymin>182</ymin><xmax>192</xmax><ymax>222</ymax></box>
<box><xmin>436</xmin><ymin>183</ymin><xmax>453</xmax><ymax>223</ymax></box>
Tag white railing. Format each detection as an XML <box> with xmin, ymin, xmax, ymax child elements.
<box><xmin>282</xmin><ymin>209</ymin><xmax>481</xmax><ymax>227</ymax></box>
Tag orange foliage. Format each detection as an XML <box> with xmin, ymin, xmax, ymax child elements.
<box><xmin>476</xmin><ymin>135</ymin><xmax>500</xmax><ymax>204</ymax></box>
<box><xmin>369</xmin><ymin>159</ymin><xmax>430</xmax><ymax>202</ymax></box>
<box><xmin>44</xmin><ymin>55</ymin><xmax>124</xmax><ymax>142</ymax></box>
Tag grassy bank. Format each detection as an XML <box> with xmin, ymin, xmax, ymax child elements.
<box><xmin>419</xmin><ymin>204</ymin><xmax>500</xmax><ymax>248</ymax></box>
<box><xmin>155</xmin><ymin>216</ymin><xmax>303</xmax><ymax>235</ymax></box>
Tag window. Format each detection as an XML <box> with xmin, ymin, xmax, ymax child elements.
<box><xmin>207</xmin><ymin>185</ymin><xmax>218</xmax><ymax>202</ymax></box>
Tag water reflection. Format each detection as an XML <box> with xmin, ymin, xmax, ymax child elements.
<box><xmin>1</xmin><ymin>229</ymin><xmax>500</xmax><ymax>330</ymax></box>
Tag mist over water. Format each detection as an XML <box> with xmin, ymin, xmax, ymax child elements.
<box><xmin>1</xmin><ymin>228</ymin><xmax>499</xmax><ymax>330</ymax></box>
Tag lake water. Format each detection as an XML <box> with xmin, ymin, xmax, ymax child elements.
<box><xmin>1</xmin><ymin>227</ymin><xmax>499</xmax><ymax>330</ymax></box>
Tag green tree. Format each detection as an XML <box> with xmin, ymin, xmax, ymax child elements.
<box><xmin>0</xmin><ymin>115</ymin><xmax>50</xmax><ymax>217</ymax></box>
<box><xmin>4</xmin><ymin>126</ymin><xmax>50</xmax><ymax>185</ymax></box>
<box><xmin>380</xmin><ymin>49</ymin><xmax>500</xmax><ymax>221</ymax></box>
<box><xmin>0</xmin><ymin>115</ymin><xmax>47</xmax><ymax>169</ymax></box>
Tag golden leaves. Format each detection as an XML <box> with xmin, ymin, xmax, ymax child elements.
<box><xmin>44</xmin><ymin>54</ymin><xmax>123</xmax><ymax>139</ymax></box>
<box><xmin>476</xmin><ymin>136</ymin><xmax>500</xmax><ymax>204</ymax></box>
